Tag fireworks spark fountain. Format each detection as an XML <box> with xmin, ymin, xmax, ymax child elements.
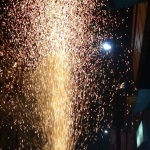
<box><xmin>22</xmin><ymin>1</ymin><xmax>96</xmax><ymax>149</ymax></box>
<box><xmin>26</xmin><ymin>1</ymin><xmax>97</xmax><ymax>149</ymax></box>
<box><xmin>0</xmin><ymin>0</ymin><xmax>134</xmax><ymax>149</ymax></box>
<box><xmin>1</xmin><ymin>0</ymin><xmax>97</xmax><ymax>149</ymax></box>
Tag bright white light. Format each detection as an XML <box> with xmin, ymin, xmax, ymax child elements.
<box><xmin>103</xmin><ymin>42</ymin><xmax>111</xmax><ymax>51</ymax></box>
<box><xmin>104</xmin><ymin>130</ymin><xmax>108</xmax><ymax>134</ymax></box>
<box><xmin>136</xmin><ymin>121</ymin><xmax>143</xmax><ymax>148</ymax></box>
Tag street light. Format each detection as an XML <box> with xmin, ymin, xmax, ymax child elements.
<box><xmin>102</xmin><ymin>42</ymin><xmax>112</xmax><ymax>51</ymax></box>
<box><xmin>104</xmin><ymin>130</ymin><xmax>108</xmax><ymax>134</ymax></box>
